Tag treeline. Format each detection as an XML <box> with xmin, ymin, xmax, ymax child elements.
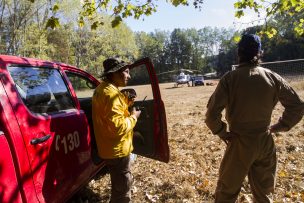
<box><xmin>0</xmin><ymin>0</ymin><xmax>303</xmax><ymax>82</ymax></box>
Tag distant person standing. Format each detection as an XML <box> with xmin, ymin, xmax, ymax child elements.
<box><xmin>205</xmin><ymin>34</ymin><xmax>304</xmax><ymax>202</ymax></box>
<box><xmin>92</xmin><ymin>58</ymin><xmax>141</xmax><ymax>203</ymax></box>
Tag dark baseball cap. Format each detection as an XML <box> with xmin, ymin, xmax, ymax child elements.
<box><xmin>238</xmin><ymin>34</ymin><xmax>262</xmax><ymax>56</ymax></box>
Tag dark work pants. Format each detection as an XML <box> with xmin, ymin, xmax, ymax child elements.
<box><xmin>106</xmin><ymin>155</ymin><xmax>132</xmax><ymax>203</ymax></box>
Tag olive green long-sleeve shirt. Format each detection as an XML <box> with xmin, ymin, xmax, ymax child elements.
<box><xmin>205</xmin><ymin>64</ymin><xmax>304</xmax><ymax>136</ymax></box>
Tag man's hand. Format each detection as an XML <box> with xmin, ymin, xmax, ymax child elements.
<box><xmin>131</xmin><ymin>107</ymin><xmax>141</xmax><ymax>119</ymax></box>
<box><xmin>218</xmin><ymin>132</ymin><xmax>237</xmax><ymax>144</ymax></box>
<box><xmin>269</xmin><ymin>121</ymin><xmax>289</xmax><ymax>133</ymax></box>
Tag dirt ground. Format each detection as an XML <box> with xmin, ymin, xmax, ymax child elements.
<box><xmin>76</xmin><ymin>80</ymin><xmax>304</xmax><ymax>203</ymax></box>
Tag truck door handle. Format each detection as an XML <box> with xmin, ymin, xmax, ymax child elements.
<box><xmin>30</xmin><ymin>135</ymin><xmax>51</xmax><ymax>145</ymax></box>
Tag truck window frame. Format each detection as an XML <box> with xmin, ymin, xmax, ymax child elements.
<box><xmin>8</xmin><ymin>65</ymin><xmax>76</xmax><ymax>115</ymax></box>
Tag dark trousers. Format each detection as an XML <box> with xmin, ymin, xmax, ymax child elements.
<box><xmin>106</xmin><ymin>155</ymin><xmax>132</xmax><ymax>203</ymax></box>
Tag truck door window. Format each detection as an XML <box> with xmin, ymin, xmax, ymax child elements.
<box><xmin>128</xmin><ymin>65</ymin><xmax>153</xmax><ymax>101</ymax></box>
<box><xmin>65</xmin><ymin>72</ymin><xmax>97</xmax><ymax>99</ymax></box>
<box><xmin>8</xmin><ymin>66</ymin><xmax>75</xmax><ymax>114</ymax></box>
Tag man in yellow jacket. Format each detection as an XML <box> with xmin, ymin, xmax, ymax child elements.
<box><xmin>92</xmin><ymin>58</ymin><xmax>141</xmax><ymax>203</ymax></box>
<box><xmin>205</xmin><ymin>34</ymin><xmax>304</xmax><ymax>202</ymax></box>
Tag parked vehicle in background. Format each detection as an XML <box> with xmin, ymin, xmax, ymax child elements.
<box><xmin>0</xmin><ymin>55</ymin><xmax>169</xmax><ymax>203</ymax></box>
<box><xmin>193</xmin><ymin>75</ymin><xmax>205</xmax><ymax>86</ymax></box>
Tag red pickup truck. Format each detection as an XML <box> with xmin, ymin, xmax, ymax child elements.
<box><xmin>0</xmin><ymin>55</ymin><xmax>169</xmax><ymax>203</ymax></box>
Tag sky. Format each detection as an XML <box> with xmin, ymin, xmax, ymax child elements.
<box><xmin>124</xmin><ymin>0</ymin><xmax>263</xmax><ymax>33</ymax></box>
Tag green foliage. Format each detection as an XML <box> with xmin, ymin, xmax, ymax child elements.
<box><xmin>294</xmin><ymin>18</ymin><xmax>304</xmax><ymax>35</ymax></box>
<box><xmin>25</xmin><ymin>0</ymin><xmax>303</xmax><ymax>38</ymax></box>
<box><xmin>111</xmin><ymin>16</ymin><xmax>123</xmax><ymax>28</ymax></box>
<box><xmin>260</xmin><ymin>27</ymin><xmax>277</xmax><ymax>38</ymax></box>
<box><xmin>259</xmin><ymin>13</ymin><xmax>304</xmax><ymax>61</ymax></box>
<box><xmin>135</xmin><ymin>30</ymin><xmax>171</xmax><ymax>81</ymax></box>
<box><xmin>233</xmin><ymin>35</ymin><xmax>241</xmax><ymax>43</ymax></box>
<box><xmin>171</xmin><ymin>0</ymin><xmax>189</xmax><ymax>7</ymax></box>
<box><xmin>18</xmin><ymin>24</ymin><xmax>53</xmax><ymax>60</ymax></box>
<box><xmin>169</xmin><ymin>28</ymin><xmax>192</xmax><ymax>70</ymax></box>
<box><xmin>45</xmin><ymin>16</ymin><xmax>60</xmax><ymax>29</ymax></box>
<box><xmin>52</xmin><ymin>3</ymin><xmax>60</xmax><ymax>12</ymax></box>
<box><xmin>234</xmin><ymin>0</ymin><xmax>304</xmax><ymax>37</ymax></box>
<box><xmin>0</xmin><ymin>0</ymin><xmax>139</xmax><ymax>78</ymax></box>
<box><xmin>47</xmin><ymin>24</ymin><xmax>75</xmax><ymax>64</ymax></box>
<box><xmin>44</xmin><ymin>3</ymin><xmax>61</xmax><ymax>29</ymax></box>
<box><xmin>75</xmin><ymin>0</ymin><xmax>159</xmax><ymax>29</ymax></box>
<box><xmin>68</xmin><ymin>15</ymin><xmax>139</xmax><ymax>76</ymax></box>
<box><xmin>3</xmin><ymin>0</ymin><xmax>304</xmax><ymax>80</ymax></box>
<box><xmin>26</xmin><ymin>0</ymin><xmax>204</xmax><ymax>30</ymax></box>
<box><xmin>0</xmin><ymin>0</ymin><xmax>49</xmax><ymax>54</ymax></box>
<box><xmin>134</xmin><ymin>27</ymin><xmax>237</xmax><ymax>82</ymax></box>
<box><xmin>235</xmin><ymin>10</ymin><xmax>244</xmax><ymax>18</ymax></box>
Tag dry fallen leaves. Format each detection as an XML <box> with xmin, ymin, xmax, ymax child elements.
<box><xmin>71</xmin><ymin>80</ymin><xmax>304</xmax><ymax>203</ymax></box>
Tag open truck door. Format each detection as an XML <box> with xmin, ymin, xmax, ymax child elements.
<box><xmin>127</xmin><ymin>57</ymin><xmax>169</xmax><ymax>163</ymax></box>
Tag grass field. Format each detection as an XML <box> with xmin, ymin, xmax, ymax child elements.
<box><xmin>78</xmin><ymin>80</ymin><xmax>304</xmax><ymax>202</ymax></box>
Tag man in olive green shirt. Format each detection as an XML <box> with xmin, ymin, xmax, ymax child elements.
<box><xmin>92</xmin><ymin>58</ymin><xmax>141</xmax><ymax>203</ymax></box>
<box><xmin>205</xmin><ymin>34</ymin><xmax>304</xmax><ymax>202</ymax></box>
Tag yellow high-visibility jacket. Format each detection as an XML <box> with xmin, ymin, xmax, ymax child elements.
<box><xmin>92</xmin><ymin>80</ymin><xmax>137</xmax><ymax>159</ymax></box>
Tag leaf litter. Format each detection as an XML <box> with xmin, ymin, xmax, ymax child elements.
<box><xmin>71</xmin><ymin>81</ymin><xmax>304</xmax><ymax>203</ymax></box>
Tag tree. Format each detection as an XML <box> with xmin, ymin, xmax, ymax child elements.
<box><xmin>19</xmin><ymin>23</ymin><xmax>53</xmax><ymax>59</ymax></box>
<box><xmin>135</xmin><ymin>30</ymin><xmax>169</xmax><ymax>72</ymax></box>
<box><xmin>134</xmin><ymin>27</ymin><xmax>237</xmax><ymax>80</ymax></box>
<box><xmin>47</xmin><ymin>24</ymin><xmax>75</xmax><ymax>63</ymax></box>
<box><xmin>234</xmin><ymin>0</ymin><xmax>304</xmax><ymax>37</ymax></box>
<box><xmin>215</xmin><ymin>39</ymin><xmax>238</xmax><ymax>76</ymax></box>
<box><xmin>27</xmin><ymin>0</ymin><xmax>303</xmax><ymax>37</ymax></box>
<box><xmin>184</xmin><ymin>28</ymin><xmax>203</xmax><ymax>71</ymax></box>
<box><xmin>169</xmin><ymin>28</ymin><xmax>193</xmax><ymax>71</ymax></box>
<box><xmin>259</xmin><ymin>13</ymin><xmax>304</xmax><ymax>61</ymax></box>
<box><xmin>134</xmin><ymin>30</ymin><xmax>171</xmax><ymax>82</ymax></box>
<box><xmin>0</xmin><ymin>0</ymin><xmax>49</xmax><ymax>54</ymax></box>
<box><xmin>32</xmin><ymin>0</ymin><xmax>203</xmax><ymax>29</ymax></box>
<box><xmin>70</xmin><ymin>15</ymin><xmax>139</xmax><ymax>76</ymax></box>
